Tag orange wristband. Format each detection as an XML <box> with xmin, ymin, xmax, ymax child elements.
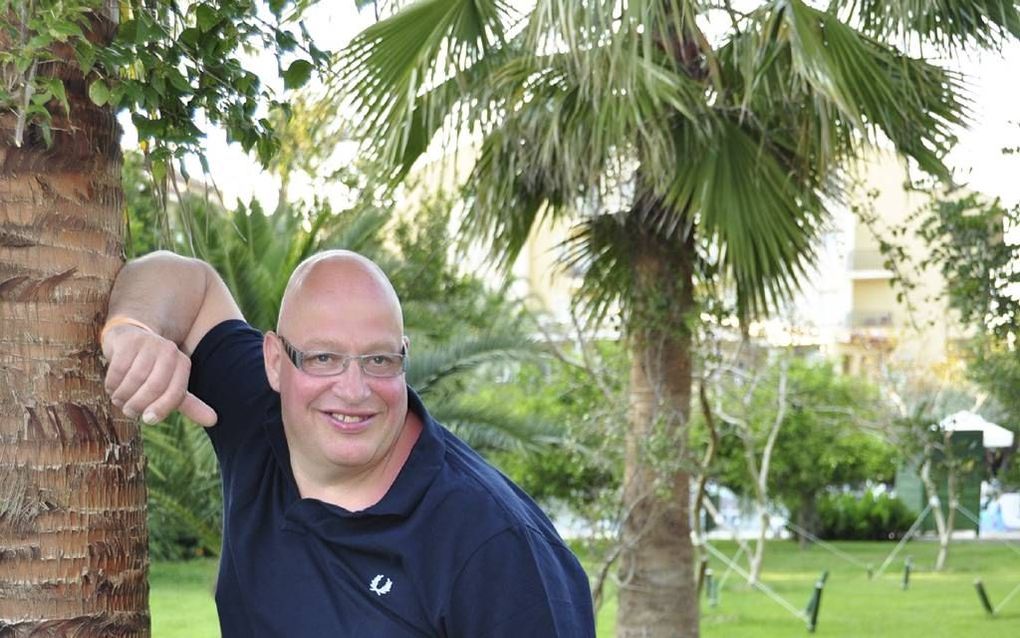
<box><xmin>100</xmin><ymin>316</ymin><xmax>156</xmax><ymax>343</ymax></box>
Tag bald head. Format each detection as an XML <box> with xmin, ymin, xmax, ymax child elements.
<box><xmin>277</xmin><ymin>250</ymin><xmax>403</xmax><ymax>336</ymax></box>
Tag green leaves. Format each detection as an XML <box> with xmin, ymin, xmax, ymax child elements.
<box><xmin>48</xmin><ymin>18</ymin><xmax>83</xmax><ymax>40</ymax></box>
<box><xmin>195</xmin><ymin>4</ymin><xmax>220</xmax><ymax>33</ymax></box>
<box><xmin>1</xmin><ymin>0</ymin><xmax>330</xmax><ymax>164</ymax></box>
<box><xmin>664</xmin><ymin>119</ymin><xmax>823</xmax><ymax>316</ymax></box>
<box><xmin>339</xmin><ymin>0</ymin><xmax>1003</xmax><ymax>331</ymax></box>
<box><xmin>283</xmin><ymin>59</ymin><xmax>314</xmax><ymax>89</ymax></box>
<box><xmin>845</xmin><ymin>0</ymin><xmax>1020</xmax><ymax>50</ymax></box>
<box><xmin>269</xmin><ymin>0</ymin><xmax>290</xmax><ymax>17</ymax></box>
<box><xmin>88</xmin><ymin>79</ymin><xmax>110</xmax><ymax>106</ymax></box>
<box><xmin>342</xmin><ymin>0</ymin><xmax>517</xmax><ymax>168</ymax></box>
<box><xmin>776</xmin><ymin>0</ymin><xmax>965</xmax><ymax>179</ymax></box>
<box><xmin>0</xmin><ymin>0</ymin><xmax>95</xmax><ymax>146</ymax></box>
<box><xmin>916</xmin><ymin>193</ymin><xmax>1019</xmax><ymax>342</ymax></box>
<box><xmin>43</xmin><ymin>77</ymin><xmax>68</xmax><ymax>115</ymax></box>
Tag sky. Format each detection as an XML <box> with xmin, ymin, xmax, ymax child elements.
<box><xmin>121</xmin><ymin>7</ymin><xmax>1020</xmax><ymax>214</ymax></box>
<box><xmin>947</xmin><ymin>42</ymin><xmax>1020</xmax><ymax>208</ymax></box>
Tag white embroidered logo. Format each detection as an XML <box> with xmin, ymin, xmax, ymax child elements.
<box><xmin>369</xmin><ymin>574</ymin><xmax>393</xmax><ymax>596</ymax></box>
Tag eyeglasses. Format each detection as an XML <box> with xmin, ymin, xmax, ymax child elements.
<box><xmin>276</xmin><ymin>335</ymin><xmax>407</xmax><ymax>378</ymax></box>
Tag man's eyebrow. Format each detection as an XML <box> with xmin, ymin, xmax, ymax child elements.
<box><xmin>300</xmin><ymin>339</ymin><xmax>402</xmax><ymax>353</ymax></box>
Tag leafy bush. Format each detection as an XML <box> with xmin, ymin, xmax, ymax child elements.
<box><xmin>144</xmin><ymin>415</ymin><xmax>222</xmax><ymax>561</ymax></box>
<box><xmin>800</xmin><ymin>492</ymin><xmax>915</xmax><ymax>541</ymax></box>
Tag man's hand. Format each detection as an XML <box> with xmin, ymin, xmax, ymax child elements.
<box><xmin>102</xmin><ymin>324</ymin><xmax>218</xmax><ymax>427</ymax></box>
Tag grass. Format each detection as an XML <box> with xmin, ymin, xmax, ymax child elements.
<box><xmin>594</xmin><ymin>539</ymin><xmax>1020</xmax><ymax>636</ymax></box>
<box><xmin>151</xmin><ymin>540</ymin><xmax>1020</xmax><ymax>637</ymax></box>
<box><xmin>149</xmin><ymin>559</ymin><xmax>219</xmax><ymax>638</ymax></box>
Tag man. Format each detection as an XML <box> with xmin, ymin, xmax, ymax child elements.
<box><xmin>101</xmin><ymin>250</ymin><xmax>596</xmax><ymax>637</ymax></box>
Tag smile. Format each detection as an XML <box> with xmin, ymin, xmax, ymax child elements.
<box><xmin>330</xmin><ymin>413</ymin><xmax>364</xmax><ymax>423</ymax></box>
<box><xmin>323</xmin><ymin>411</ymin><xmax>374</xmax><ymax>432</ymax></box>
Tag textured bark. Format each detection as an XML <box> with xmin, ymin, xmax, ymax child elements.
<box><xmin>0</xmin><ymin>10</ymin><xmax>149</xmax><ymax>637</ymax></box>
<box><xmin>616</xmin><ymin>216</ymin><xmax>698</xmax><ymax>638</ymax></box>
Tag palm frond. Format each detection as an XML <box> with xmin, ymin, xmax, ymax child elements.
<box><xmin>659</xmin><ymin>118</ymin><xmax>824</xmax><ymax>317</ymax></box>
<box><xmin>843</xmin><ymin>0</ymin><xmax>1020</xmax><ymax>50</ymax></box>
<box><xmin>407</xmin><ymin>331</ymin><xmax>537</xmax><ymax>394</ymax></box>
<box><xmin>521</xmin><ymin>0</ymin><xmax>705</xmax><ymax>99</ymax></box>
<box><xmin>143</xmin><ymin>415</ymin><xmax>222</xmax><ymax>559</ymax></box>
<box><xmin>776</xmin><ymin>0</ymin><xmax>967</xmax><ymax>178</ymax></box>
<box><xmin>463</xmin><ymin>46</ymin><xmax>709</xmax><ymax>266</ymax></box>
<box><xmin>340</xmin><ymin>0</ymin><xmax>979</xmax><ymax>328</ymax></box>
<box><xmin>559</xmin><ymin>214</ymin><xmax>636</xmax><ymax>329</ymax></box>
<box><xmin>430</xmin><ymin>398</ymin><xmax>562</xmax><ymax>453</ymax></box>
<box><xmin>341</xmin><ymin>0</ymin><xmax>518</xmax><ymax>168</ymax></box>
<box><xmin>316</xmin><ymin>206</ymin><xmax>391</xmax><ymax>256</ymax></box>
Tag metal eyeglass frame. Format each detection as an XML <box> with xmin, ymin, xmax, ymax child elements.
<box><xmin>276</xmin><ymin>334</ymin><xmax>408</xmax><ymax>378</ymax></box>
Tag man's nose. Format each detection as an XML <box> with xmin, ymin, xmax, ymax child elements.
<box><xmin>328</xmin><ymin>361</ymin><xmax>372</xmax><ymax>400</ymax></box>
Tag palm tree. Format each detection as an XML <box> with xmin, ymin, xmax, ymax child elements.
<box><xmin>341</xmin><ymin>1</ymin><xmax>1020</xmax><ymax>634</ymax></box>
<box><xmin>1</xmin><ymin>0</ymin><xmax>343</xmax><ymax>630</ymax></box>
<box><xmin>0</xmin><ymin>5</ymin><xmax>154</xmax><ymax>634</ymax></box>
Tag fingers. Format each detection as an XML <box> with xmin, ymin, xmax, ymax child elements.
<box><xmin>178</xmin><ymin>393</ymin><xmax>218</xmax><ymax>428</ymax></box>
<box><xmin>110</xmin><ymin>347</ymin><xmax>163</xmax><ymax>413</ymax></box>
<box><xmin>103</xmin><ymin>325</ymin><xmax>214</xmax><ymax>426</ymax></box>
<box><xmin>136</xmin><ymin>354</ymin><xmax>191</xmax><ymax>424</ymax></box>
<box><xmin>111</xmin><ymin>338</ymin><xmax>180</xmax><ymax>417</ymax></box>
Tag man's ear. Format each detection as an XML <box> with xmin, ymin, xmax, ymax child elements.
<box><xmin>402</xmin><ymin>335</ymin><xmax>410</xmax><ymax>354</ymax></box>
<box><xmin>264</xmin><ymin>332</ymin><xmax>282</xmax><ymax>392</ymax></box>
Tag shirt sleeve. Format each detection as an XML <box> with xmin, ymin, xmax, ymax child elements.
<box><xmin>443</xmin><ymin>526</ymin><xmax>596</xmax><ymax>638</ymax></box>
<box><xmin>187</xmin><ymin>319</ymin><xmax>273</xmax><ymax>458</ymax></box>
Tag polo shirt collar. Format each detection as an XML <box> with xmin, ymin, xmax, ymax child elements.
<box><xmin>264</xmin><ymin>387</ymin><xmax>446</xmax><ymax>519</ymax></box>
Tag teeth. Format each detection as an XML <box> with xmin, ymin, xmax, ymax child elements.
<box><xmin>330</xmin><ymin>413</ymin><xmax>363</xmax><ymax>423</ymax></box>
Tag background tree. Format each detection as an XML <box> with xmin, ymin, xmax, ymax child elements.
<box><xmin>341</xmin><ymin>2</ymin><xmax>1019</xmax><ymax>633</ymax></box>
<box><xmin>708</xmin><ymin>349</ymin><xmax>792</xmax><ymax>586</ymax></box>
<box><xmin>769</xmin><ymin>363</ymin><xmax>893</xmax><ymax>546</ymax></box>
<box><xmin>881</xmin><ymin>185</ymin><xmax>1019</xmax><ymax>558</ymax></box>
<box><xmin>915</xmin><ymin>193</ymin><xmax>1019</xmax><ymax>444</ymax></box>
<box><xmin>0</xmin><ymin>0</ymin><xmax>329</xmax><ymax>632</ymax></box>
<box><xmin>891</xmin><ymin>407</ymin><xmax>983</xmax><ymax>571</ymax></box>
<box><xmin>490</xmin><ymin>336</ymin><xmax>626</xmax><ymax>520</ymax></box>
<box><xmin>709</xmin><ymin>356</ymin><xmax>894</xmax><ymax>556</ymax></box>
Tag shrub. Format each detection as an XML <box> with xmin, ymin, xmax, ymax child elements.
<box><xmin>810</xmin><ymin>492</ymin><xmax>915</xmax><ymax>540</ymax></box>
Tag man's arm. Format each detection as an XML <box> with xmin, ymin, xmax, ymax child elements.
<box><xmin>101</xmin><ymin>251</ymin><xmax>244</xmax><ymax>427</ymax></box>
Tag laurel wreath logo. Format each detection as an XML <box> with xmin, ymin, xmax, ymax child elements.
<box><xmin>369</xmin><ymin>574</ymin><xmax>393</xmax><ymax>596</ymax></box>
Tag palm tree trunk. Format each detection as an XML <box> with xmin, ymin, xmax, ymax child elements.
<box><xmin>0</xmin><ymin>8</ymin><xmax>149</xmax><ymax>636</ymax></box>
<box><xmin>616</xmin><ymin>215</ymin><xmax>698</xmax><ymax>637</ymax></box>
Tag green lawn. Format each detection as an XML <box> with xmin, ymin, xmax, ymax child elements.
<box><xmin>150</xmin><ymin>559</ymin><xmax>219</xmax><ymax>638</ymax></box>
<box><xmin>151</xmin><ymin>540</ymin><xmax>1020</xmax><ymax>637</ymax></box>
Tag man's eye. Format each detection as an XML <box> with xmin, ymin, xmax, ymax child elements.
<box><xmin>310</xmin><ymin>353</ymin><xmax>338</xmax><ymax>365</ymax></box>
<box><xmin>368</xmin><ymin>355</ymin><xmax>392</xmax><ymax>365</ymax></box>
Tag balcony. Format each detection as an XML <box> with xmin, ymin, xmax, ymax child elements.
<box><xmin>846</xmin><ymin>249</ymin><xmax>893</xmax><ymax>278</ymax></box>
<box><xmin>848</xmin><ymin>311</ymin><xmax>894</xmax><ymax>329</ymax></box>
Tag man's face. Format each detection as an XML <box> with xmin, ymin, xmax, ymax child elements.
<box><xmin>264</xmin><ymin>257</ymin><xmax>409</xmax><ymax>483</ymax></box>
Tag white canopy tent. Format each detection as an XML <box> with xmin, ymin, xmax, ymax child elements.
<box><xmin>940</xmin><ymin>411</ymin><xmax>1015</xmax><ymax>448</ymax></box>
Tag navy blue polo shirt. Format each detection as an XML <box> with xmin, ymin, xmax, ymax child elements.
<box><xmin>189</xmin><ymin>320</ymin><xmax>596</xmax><ymax>637</ymax></box>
